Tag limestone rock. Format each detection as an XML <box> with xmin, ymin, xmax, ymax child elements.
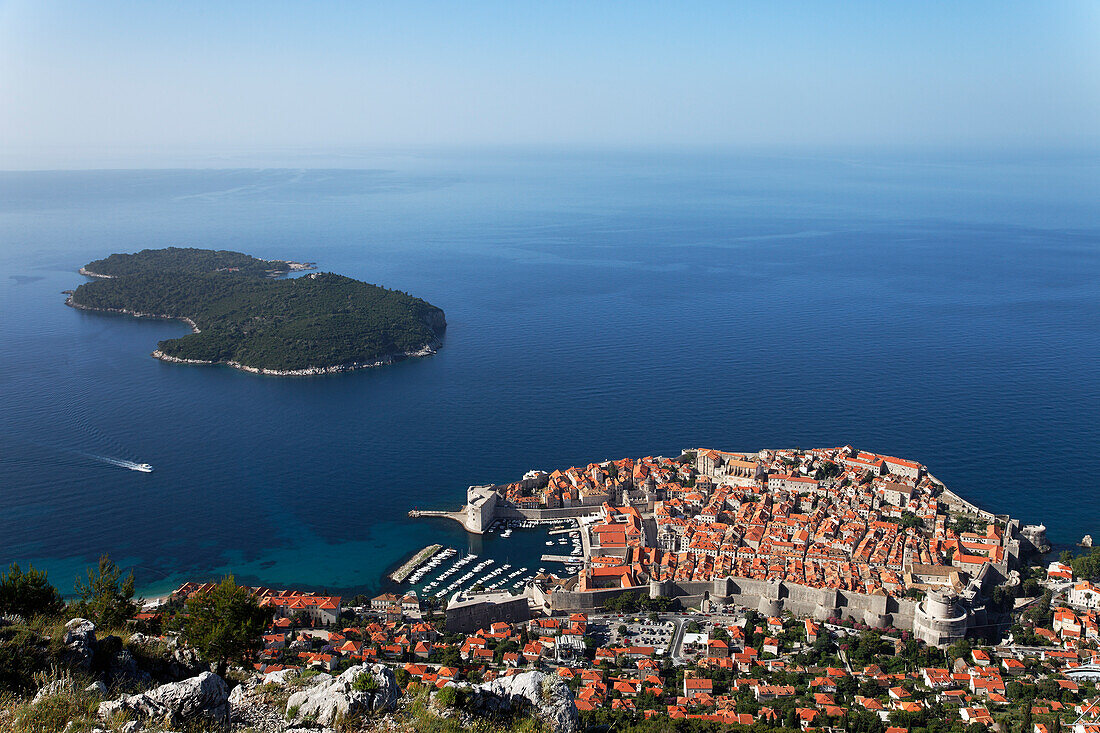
<box><xmin>468</xmin><ymin>671</ymin><xmax>579</xmax><ymax>733</ymax></box>
<box><xmin>285</xmin><ymin>664</ymin><xmax>398</xmax><ymax>726</ymax></box>
<box><xmin>263</xmin><ymin>667</ymin><xmax>300</xmax><ymax>685</ymax></box>
<box><xmin>98</xmin><ymin>671</ymin><xmax>229</xmax><ymax>728</ymax></box>
<box><xmin>107</xmin><ymin>647</ymin><xmax>152</xmax><ymax>687</ymax></box>
<box><xmin>227</xmin><ymin>680</ymin><xmax>252</xmax><ymax>707</ymax></box>
<box><xmin>227</xmin><ymin>672</ymin><xmax>285</xmax><ymax>732</ymax></box>
<box><xmin>125</xmin><ymin>633</ymin><xmax>206</xmax><ymax>681</ymax></box>
<box><xmin>62</xmin><ymin>618</ymin><xmax>97</xmax><ymax>670</ymax></box>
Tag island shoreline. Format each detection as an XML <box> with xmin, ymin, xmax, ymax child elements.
<box><xmin>66</xmin><ymin>292</ymin><xmax>442</xmax><ymax>377</ymax></box>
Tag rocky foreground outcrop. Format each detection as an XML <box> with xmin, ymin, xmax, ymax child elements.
<box><xmin>284</xmin><ymin>664</ymin><xmax>400</xmax><ymax>726</ymax></box>
<box><xmin>23</xmin><ymin>617</ymin><xmax>580</xmax><ymax>733</ymax></box>
<box><xmin>98</xmin><ymin>671</ymin><xmax>229</xmax><ymax>728</ymax></box>
<box><xmin>62</xmin><ymin>617</ymin><xmax>98</xmax><ymax>670</ymax></box>
<box><xmin>51</xmin><ymin>618</ymin><xmax>204</xmax><ymax>689</ymax></box>
<box><xmin>466</xmin><ymin>670</ymin><xmax>579</xmax><ymax>733</ymax></box>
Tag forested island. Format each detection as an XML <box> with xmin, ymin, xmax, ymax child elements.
<box><xmin>67</xmin><ymin>247</ymin><xmax>446</xmax><ymax>375</ymax></box>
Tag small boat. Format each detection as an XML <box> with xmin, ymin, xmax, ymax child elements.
<box><xmin>133</xmin><ymin>463</ymin><xmax>153</xmax><ymax>473</ymax></box>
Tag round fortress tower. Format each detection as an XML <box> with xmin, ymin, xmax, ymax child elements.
<box><xmin>913</xmin><ymin>590</ymin><xmax>969</xmax><ymax>646</ymax></box>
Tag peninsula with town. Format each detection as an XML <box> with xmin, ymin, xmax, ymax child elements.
<box><xmin>424</xmin><ymin>446</ymin><xmax>1052</xmax><ymax>650</ymax></box>
<box><xmin>6</xmin><ymin>445</ymin><xmax>1100</xmax><ymax>733</ymax></box>
<box><xmin>65</xmin><ymin>247</ymin><xmax>446</xmax><ymax>375</ymax></box>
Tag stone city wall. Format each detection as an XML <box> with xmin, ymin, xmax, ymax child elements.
<box><xmin>548</xmin><ymin>576</ymin><xmax>919</xmax><ymax>631</ymax></box>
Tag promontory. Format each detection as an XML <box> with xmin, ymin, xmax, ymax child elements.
<box><xmin>67</xmin><ymin>247</ymin><xmax>446</xmax><ymax>375</ymax></box>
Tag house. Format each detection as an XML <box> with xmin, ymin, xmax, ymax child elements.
<box><xmin>1070</xmin><ymin>582</ymin><xmax>1100</xmax><ymax>610</ymax></box>
<box><xmin>523</xmin><ymin>642</ymin><xmax>543</xmax><ymax>663</ymax></box>
<box><xmin>371</xmin><ymin>593</ymin><xmax>400</xmax><ymax>611</ymax></box>
<box><xmin>888</xmin><ymin>687</ymin><xmax>911</xmax><ymax>700</ymax></box>
<box><xmin>960</xmin><ymin>707</ymin><xmax>994</xmax><ymax>726</ymax></box>
<box><xmin>265</xmin><ymin>594</ymin><xmax>342</xmax><ymax>626</ymax></box>
<box><xmin>1048</xmin><ymin>562</ymin><xmax>1075</xmax><ymax>581</ymax></box>
<box><xmin>301</xmin><ymin>652</ymin><xmax>337</xmax><ymax>671</ymax></box>
<box><xmin>796</xmin><ymin>708</ymin><xmax>819</xmax><ymax>730</ymax></box>
<box><xmin>401</xmin><ymin>594</ymin><xmax>421</xmax><ymax>616</ymax></box>
<box><xmin>755</xmin><ymin>685</ymin><xmax>796</xmax><ymax>702</ymax></box>
<box><xmin>262</xmin><ymin>633</ymin><xmax>286</xmax><ymax>650</ymax></box>
<box><xmin>921</xmin><ymin>668</ymin><xmax>953</xmax><ymax>689</ymax></box>
<box><xmin>684</xmin><ymin>676</ymin><xmax>713</xmax><ymax>700</ymax></box>
<box><xmin>707</xmin><ymin>639</ymin><xmax>729</xmax><ymax>659</ymax></box>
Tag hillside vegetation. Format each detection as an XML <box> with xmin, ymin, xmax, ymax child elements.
<box><xmin>70</xmin><ymin>248</ymin><xmax>446</xmax><ymax>373</ymax></box>
<box><xmin>83</xmin><ymin>247</ymin><xmax>293</xmax><ymax>278</ymax></box>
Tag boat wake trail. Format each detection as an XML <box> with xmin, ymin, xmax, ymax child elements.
<box><xmin>79</xmin><ymin>453</ymin><xmax>154</xmax><ymax>473</ymax></box>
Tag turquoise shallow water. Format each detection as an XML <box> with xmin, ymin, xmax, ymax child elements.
<box><xmin>1</xmin><ymin>149</ymin><xmax>1098</xmax><ymax>599</ymax></box>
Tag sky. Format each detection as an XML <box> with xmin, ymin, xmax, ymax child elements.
<box><xmin>1</xmin><ymin>1</ymin><xmax>1099</xmax><ymax>167</ymax></box>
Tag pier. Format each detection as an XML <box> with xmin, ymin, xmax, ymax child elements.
<box><xmin>389</xmin><ymin>544</ymin><xmax>443</xmax><ymax>583</ymax></box>
<box><xmin>408</xmin><ymin>508</ymin><xmax>469</xmax><ymax>530</ymax></box>
<box><xmin>542</xmin><ymin>554</ymin><xmax>582</xmax><ymax>563</ymax></box>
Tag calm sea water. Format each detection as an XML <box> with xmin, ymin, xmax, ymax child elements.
<box><xmin>1</xmin><ymin>149</ymin><xmax>1098</xmax><ymax>599</ymax></box>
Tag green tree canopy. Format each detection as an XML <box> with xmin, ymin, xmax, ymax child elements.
<box><xmin>182</xmin><ymin>577</ymin><xmax>272</xmax><ymax>675</ymax></box>
<box><xmin>1068</xmin><ymin>546</ymin><xmax>1100</xmax><ymax>581</ymax></box>
<box><xmin>0</xmin><ymin>563</ymin><xmax>63</xmax><ymax>620</ymax></box>
<box><xmin>71</xmin><ymin>248</ymin><xmax>446</xmax><ymax>372</ymax></box>
<box><xmin>73</xmin><ymin>555</ymin><xmax>137</xmax><ymax>629</ymax></box>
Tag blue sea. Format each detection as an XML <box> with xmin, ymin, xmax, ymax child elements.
<box><xmin>1</xmin><ymin>148</ymin><xmax>1098</xmax><ymax>599</ymax></box>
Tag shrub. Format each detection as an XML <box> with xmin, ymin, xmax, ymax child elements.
<box><xmin>182</xmin><ymin>576</ymin><xmax>271</xmax><ymax>676</ymax></box>
<box><xmin>0</xmin><ymin>625</ymin><xmax>57</xmax><ymax>693</ymax></box>
<box><xmin>71</xmin><ymin>555</ymin><xmax>136</xmax><ymax>630</ymax></box>
<box><xmin>352</xmin><ymin>671</ymin><xmax>379</xmax><ymax>693</ymax></box>
<box><xmin>434</xmin><ymin>685</ymin><xmax>458</xmax><ymax>708</ymax></box>
<box><xmin>0</xmin><ymin>564</ymin><xmax>63</xmax><ymax>621</ymax></box>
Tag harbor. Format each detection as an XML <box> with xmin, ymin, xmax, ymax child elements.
<box><xmin>390</xmin><ymin>516</ymin><xmax>589</xmax><ymax>601</ymax></box>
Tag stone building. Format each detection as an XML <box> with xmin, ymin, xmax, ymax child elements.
<box><xmin>465</xmin><ymin>485</ymin><xmax>498</xmax><ymax>533</ymax></box>
<box><xmin>445</xmin><ymin>590</ymin><xmax>531</xmax><ymax>633</ymax></box>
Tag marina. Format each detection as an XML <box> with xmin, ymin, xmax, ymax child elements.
<box><xmin>396</xmin><ymin>515</ymin><xmax>587</xmax><ymax>602</ymax></box>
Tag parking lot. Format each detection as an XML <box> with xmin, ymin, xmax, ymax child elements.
<box><xmin>604</xmin><ymin>617</ymin><xmax>676</xmax><ymax>651</ymax></box>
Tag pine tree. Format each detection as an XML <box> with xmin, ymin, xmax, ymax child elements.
<box><xmin>1021</xmin><ymin>701</ymin><xmax>1033</xmax><ymax>733</ymax></box>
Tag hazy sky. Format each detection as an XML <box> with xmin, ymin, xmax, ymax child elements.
<box><xmin>2</xmin><ymin>1</ymin><xmax>1099</xmax><ymax>166</ymax></box>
